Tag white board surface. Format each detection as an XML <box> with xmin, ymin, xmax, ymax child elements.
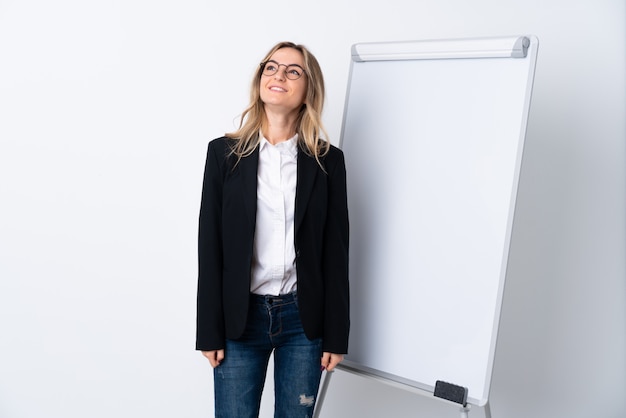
<box><xmin>339</xmin><ymin>36</ymin><xmax>538</xmax><ymax>406</ymax></box>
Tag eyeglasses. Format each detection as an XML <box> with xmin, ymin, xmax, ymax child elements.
<box><xmin>260</xmin><ymin>60</ymin><xmax>306</xmax><ymax>80</ymax></box>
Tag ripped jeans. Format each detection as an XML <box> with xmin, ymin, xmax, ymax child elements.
<box><xmin>214</xmin><ymin>291</ymin><xmax>323</xmax><ymax>418</ymax></box>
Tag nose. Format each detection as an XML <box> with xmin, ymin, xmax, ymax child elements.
<box><xmin>273</xmin><ymin>67</ymin><xmax>286</xmax><ymax>81</ymax></box>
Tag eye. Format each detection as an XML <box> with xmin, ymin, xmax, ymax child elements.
<box><xmin>287</xmin><ymin>66</ymin><xmax>302</xmax><ymax>77</ymax></box>
<box><xmin>265</xmin><ymin>63</ymin><xmax>277</xmax><ymax>72</ymax></box>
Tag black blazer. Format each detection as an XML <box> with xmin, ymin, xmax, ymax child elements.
<box><xmin>196</xmin><ymin>137</ymin><xmax>349</xmax><ymax>354</ymax></box>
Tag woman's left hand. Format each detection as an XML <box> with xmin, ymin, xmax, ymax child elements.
<box><xmin>321</xmin><ymin>352</ymin><xmax>344</xmax><ymax>372</ymax></box>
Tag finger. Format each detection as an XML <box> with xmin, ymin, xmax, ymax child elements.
<box><xmin>202</xmin><ymin>350</ymin><xmax>224</xmax><ymax>368</ymax></box>
<box><xmin>326</xmin><ymin>354</ymin><xmax>344</xmax><ymax>372</ymax></box>
<box><xmin>321</xmin><ymin>352</ymin><xmax>331</xmax><ymax>370</ymax></box>
<box><xmin>208</xmin><ymin>353</ymin><xmax>220</xmax><ymax>368</ymax></box>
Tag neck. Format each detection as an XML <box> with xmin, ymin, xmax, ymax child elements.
<box><xmin>262</xmin><ymin>109</ymin><xmax>299</xmax><ymax>145</ymax></box>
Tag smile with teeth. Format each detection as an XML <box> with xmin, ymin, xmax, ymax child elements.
<box><xmin>270</xmin><ymin>86</ymin><xmax>287</xmax><ymax>92</ymax></box>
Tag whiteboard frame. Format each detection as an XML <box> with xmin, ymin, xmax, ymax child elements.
<box><xmin>336</xmin><ymin>35</ymin><xmax>539</xmax><ymax>408</ymax></box>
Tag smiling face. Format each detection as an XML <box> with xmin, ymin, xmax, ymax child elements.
<box><xmin>259</xmin><ymin>47</ymin><xmax>308</xmax><ymax>115</ymax></box>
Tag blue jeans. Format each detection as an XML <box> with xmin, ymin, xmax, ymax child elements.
<box><xmin>214</xmin><ymin>292</ymin><xmax>323</xmax><ymax>418</ymax></box>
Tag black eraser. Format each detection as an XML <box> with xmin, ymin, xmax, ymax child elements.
<box><xmin>434</xmin><ymin>380</ymin><xmax>468</xmax><ymax>406</ymax></box>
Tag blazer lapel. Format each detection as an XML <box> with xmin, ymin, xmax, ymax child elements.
<box><xmin>295</xmin><ymin>149</ymin><xmax>320</xmax><ymax>233</ymax></box>
<box><xmin>239</xmin><ymin>148</ymin><xmax>259</xmax><ymax>229</ymax></box>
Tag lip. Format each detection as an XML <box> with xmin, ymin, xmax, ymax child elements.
<box><xmin>268</xmin><ymin>84</ymin><xmax>287</xmax><ymax>92</ymax></box>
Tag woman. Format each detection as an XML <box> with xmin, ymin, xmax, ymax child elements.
<box><xmin>196</xmin><ymin>41</ymin><xmax>350</xmax><ymax>418</ymax></box>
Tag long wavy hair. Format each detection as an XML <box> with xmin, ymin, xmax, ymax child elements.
<box><xmin>225</xmin><ymin>42</ymin><xmax>330</xmax><ymax>166</ymax></box>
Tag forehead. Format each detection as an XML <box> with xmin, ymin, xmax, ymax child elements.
<box><xmin>268</xmin><ymin>47</ymin><xmax>304</xmax><ymax>66</ymax></box>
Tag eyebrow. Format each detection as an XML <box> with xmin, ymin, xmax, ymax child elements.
<box><xmin>267</xmin><ymin>59</ymin><xmax>304</xmax><ymax>69</ymax></box>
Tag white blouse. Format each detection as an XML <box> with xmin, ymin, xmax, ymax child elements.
<box><xmin>250</xmin><ymin>134</ymin><xmax>298</xmax><ymax>296</ymax></box>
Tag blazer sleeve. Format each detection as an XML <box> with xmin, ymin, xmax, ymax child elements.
<box><xmin>321</xmin><ymin>148</ymin><xmax>350</xmax><ymax>354</ymax></box>
<box><xmin>196</xmin><ymin>139</ymin><xmax>226</xmax><ymax>351</ymax></box>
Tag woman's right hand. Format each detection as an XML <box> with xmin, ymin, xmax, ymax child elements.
<box><xmin>202</xmin><ymin>349</ymin><xmax>225</xmax><ymax>368</ymax></box>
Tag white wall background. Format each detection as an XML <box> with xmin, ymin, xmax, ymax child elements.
<box><xmin>0</xmin><ymin>1</ymin><xmax>623</xmax><ymax>417</ymax></box>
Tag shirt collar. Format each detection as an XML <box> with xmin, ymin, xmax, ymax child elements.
<box><xmin>259</xmin><ymin>133</ymin><xmax>299</xmax><ymax>158</ymax></box>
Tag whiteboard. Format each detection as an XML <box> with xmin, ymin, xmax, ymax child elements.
<box><xmin>339</xmin><ymin>36</ymin><xmax>538</xmax><ymax>407</ymax></box>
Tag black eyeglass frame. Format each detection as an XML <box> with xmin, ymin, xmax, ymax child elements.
<box><xmin>259</xmin><ymin>60</ymin><xmax>306</xmax><ymax>80</ymax></box>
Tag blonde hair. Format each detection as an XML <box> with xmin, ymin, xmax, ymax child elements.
<box><xmin>226</xmin><ymin>42</ymin><xmax>330</xmax><ymax>166</ymax></box>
